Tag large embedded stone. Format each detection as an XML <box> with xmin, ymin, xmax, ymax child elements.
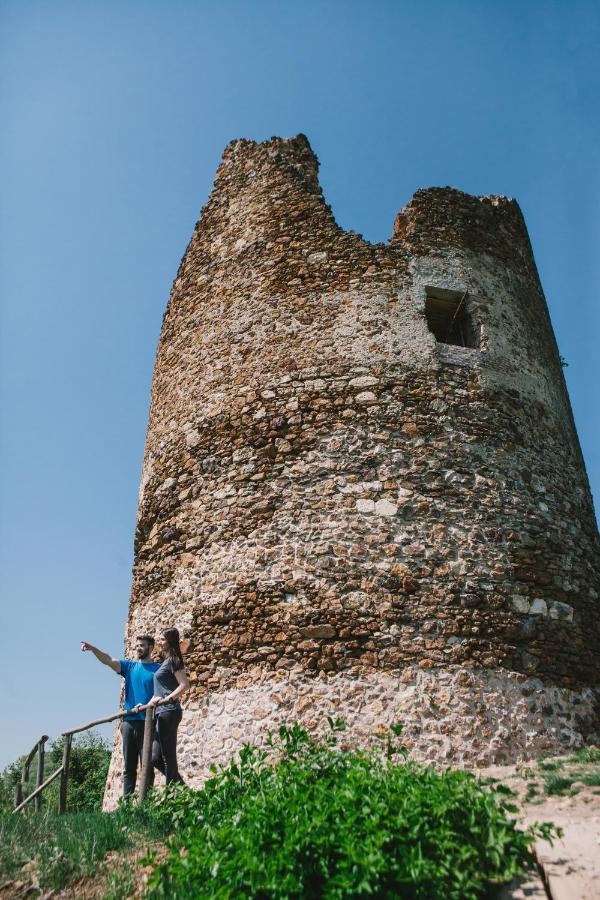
<box><xmin>300</xmin><ymin>624</ymin><xmax>337</xmax><ymax>639</ymax></box>
<box><xmin>529</xmin><ymin>599</ymin><xmax>548</xmax><ymax>616</ymax></box>
<box><xmin>512</xmin><ymin>595</ymin><xmax>531</xmax><ymax>614</ymax></box>
<box><xmin>375</xmin><ymin>498</ymin><xmax>398</xmax><ymax>517</ymax></box>
<box><xmin>548</xmin><ymin>601</ymin><xmax>574</xmax><ymax>622</ymax></box>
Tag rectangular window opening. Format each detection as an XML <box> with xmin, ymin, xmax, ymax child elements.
<box><xmin>425</xmin><ymin>287</ymin><xmax>480</xmax><ymax>349</ymax></box>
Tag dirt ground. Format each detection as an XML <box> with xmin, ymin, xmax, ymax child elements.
<box><xmin>481</xmin><ymin>749</ymin><xmax>600</xmax><ymax>900</ymax></box>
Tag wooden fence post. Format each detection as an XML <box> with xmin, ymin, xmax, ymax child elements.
<box><xmin>14</xmin><ymin>735</ymin><xmax>48</xmax><ymax>813</ymax></box>
<box><xmin>35</xmin><ymin>738</ymin><xmax>45</xmax><ymax>813</ymax></box>
<box><xmin>137</xmin><ymin>706</ymin><xmax>154</xmax><ymax>804</ymax></box>
<box><xmin>58</xmin><ymin>734</ymin><xmax>73</xmax><ymax>814</ymax></box>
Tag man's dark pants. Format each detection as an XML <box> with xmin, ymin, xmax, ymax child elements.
<box><xmin>121</xmin><ymin>719</ymin><xmax>154</xmax><ymax>797</ymax></box>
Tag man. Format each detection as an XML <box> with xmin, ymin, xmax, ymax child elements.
<box><xmin>81</xmin><ymin>635</ymin><xmax>160</xmax><ymax>798</ymax></box>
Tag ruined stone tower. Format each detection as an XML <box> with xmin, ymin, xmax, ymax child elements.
<box><xmin>105</xmin><ymin>134</ymin><xmax>599</xmax><ymax>805</ymax></box>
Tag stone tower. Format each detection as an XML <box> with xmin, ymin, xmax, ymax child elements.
<box><xmin>104</xmin><ymin>134</ymin><xmax>599</xmax><ymax>806</ymax></box>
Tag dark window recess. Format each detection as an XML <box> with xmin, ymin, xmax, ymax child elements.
<box><xmin>425</xmin><ymin>287</ymin><xmax>480</xmax><ymax>348</ymax></box>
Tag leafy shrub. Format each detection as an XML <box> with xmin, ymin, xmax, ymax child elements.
<box><xmin>0</xmin><ymin>731</ymin><xmax>111</xmax><ymax>815</ymax></box>
<box><xmin>145</xmin><ymin>722</ymin><xmax>557</xmax><ymax>899</ymax></box>
<box><xmin>47</xmin><ymin>731</ymin><xmax>112</xmax><ymax>811</ymax></box>
<box><xmin>0</xmin><ymin>758</ymin><xmax>24</xmax><ymax>815</ymax></box>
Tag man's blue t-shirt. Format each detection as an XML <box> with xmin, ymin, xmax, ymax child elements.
<box><xmin>120</xmin><ymin>660</ymin><xmax>160</xmax><ymax>721</ymax></box>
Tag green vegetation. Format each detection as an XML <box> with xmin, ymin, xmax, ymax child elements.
<box><xmin>0</xmin><ymin>805</ymin><xmax>157</xmax><ymax>892</ymax></box>
<box><xmin>2</xmin><ymin>724</ymin><xmax>568</xmax><ymax>898</ymax></box>
<box><xmin>538</xmin><ymin>747</ymin><xmax>600</xmax><ymax>796</ymax></box>
<box><xmin>0</xmin><ymin>731</ymin><xmax>111</xmax><ymax>815</ymax></box>
<box><xmin>544</xmin><ymin>774</ymin><xmax>577</xmax><ymax>796</ymax></box>
<box><xmin>524</xmin><ymin>781</ymin><xmax>539</xmax><ymax>803</ymax></box>
<box><xmin>567</xmin><ymin>746</ymin><xmax>600</xmax><ymax>765</ymax></box>
<box><xmin>143</xmin><ymin>722</ymin><xmax>556</xmax><ymax>899</ymax></box>
<box><xmin>514</xmin><ymin>745</ymin><xmax>600</xmax><ymax>799</ymax></box>
<box><xmin>0</xmin><ymin>732</ymin><xmax>135</xmax><ymax>892</ymax></box>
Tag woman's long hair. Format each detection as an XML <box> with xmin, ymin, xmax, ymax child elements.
<box><xmin>163</xmin><ymin>627</ymin><xmax>184</xmax><ymax>665</ymax></box>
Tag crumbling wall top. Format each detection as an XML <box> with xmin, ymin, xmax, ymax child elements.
<box><xmin>391</xmin><ymin>186</ymin><xmax>534</xmax><ymax>270</ymax></box>
<box><xmin>200</xmin><ymin>135</ymin><xmax>538</xmax><ymax>278</ymax></box>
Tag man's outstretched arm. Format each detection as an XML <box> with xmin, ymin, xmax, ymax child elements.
<box><xmin>81</xmin><ymin>641</ymin><xmax>120</xmax><ymax>673</ymax></box>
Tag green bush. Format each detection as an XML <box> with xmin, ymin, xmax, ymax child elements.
<box><xmin>0</xmin><ymin>731</ymin><xmax>111</xmax><ymax>815</ymax></box>
<box><xmin>145</xmin><ymin>722</ymin><xmax>557</xmax><ymax>899</ymax></box>
<box><xmin>0</xmin><ymin>758</ymin><xmax>24</xmax><ymax>815</ymax></box>
<box><xmin>47</xmin><ymin>731</ymin><xmax>112</xmax><ymax>811</ymax></box>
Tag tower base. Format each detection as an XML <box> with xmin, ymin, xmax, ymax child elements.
<box><xmin>102</xmin><ymin>666</ymin><xmax>598</xmax><ymax>810</ymax></box>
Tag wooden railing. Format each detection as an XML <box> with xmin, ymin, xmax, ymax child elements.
<box><xmin>13</xmin><ymin>705</ymin><xmax>155</xmax><ymax>814</ymax></box>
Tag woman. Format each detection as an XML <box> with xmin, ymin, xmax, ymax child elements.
<box><xmin>149</xmin><ymin>627</ymin><xmax>190</xmax><ymax>785</ymax></box>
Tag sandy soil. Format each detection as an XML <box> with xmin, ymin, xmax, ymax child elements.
<box><xmin>480</xmin><ymin>753</ymin><xmax>600</xmax><ymax>900</ymax></box>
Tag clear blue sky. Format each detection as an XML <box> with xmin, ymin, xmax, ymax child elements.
<box><xmin>1</xmin><ymin>0</ymin><xmax>598</xmax><ymax>768</ymax></box>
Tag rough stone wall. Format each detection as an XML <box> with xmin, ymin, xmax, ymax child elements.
<box><xmin>104</xmin><ymin>134</ymin><xmax>599</xmax><ymax>808</ymax></box>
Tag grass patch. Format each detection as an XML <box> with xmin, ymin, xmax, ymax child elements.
<box><xmin>524</xmin><ymin>783</ymin><xmax>539</xmax><ymax>803</ymax></box>
<box><xmin>543</xmin><ymin>774</ymin><xmax>577</xmax><ymax>796</ymax></box>
<box><xmin>513</xmin><ymin>746</ymin><xmax>600</xmax><ymax>798</ymax></box>
<box><xmin>539</xmin><ymin>746</ymin><xmax>600</xmax><ymax>796</ymax></box>
<box><xmin>0</xmin><ymin>805</ymin><xmax>160</xmax><ymax>892</ymax></box>
<box><xmin>538</xmin><ymin>759</ymin><xmax>561</xmax><ymax>772</ymax></box>
<box><xmin>143</xmin><ymin>722</ymin><xmax>558</xmax><ymax>900</ymax></box>
<box><xmin>582</xmin><ymin>771</ymin><xmax>600</xmax><ymax>787</ymax></box>
<box><xmin>567</xmin><ymin>746</ymin><xmax>600</xmax><ymax>765</ymax></box>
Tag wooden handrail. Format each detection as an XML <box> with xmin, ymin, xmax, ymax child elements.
<box><xmin>13</xmin><ymin>766</ymin><xmax>63</xmax><ymax>814</ymax></box>
<box><xmin>14</xmin><ymin>704</ymin><xmax>157</xmax><ymax>814</ymax></box>
<box><xmin>63</xmin><ymin>703</ymin><xmax>152</xmax><ymax>737</ymax></box>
